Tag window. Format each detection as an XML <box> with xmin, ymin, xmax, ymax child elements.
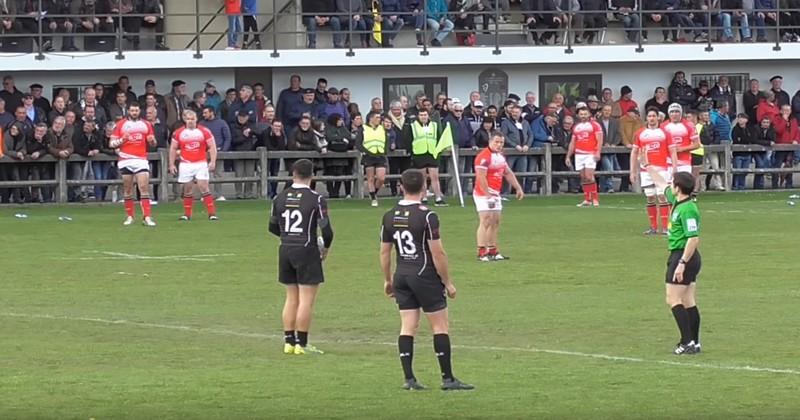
<box><xmin>538</xmin><ymin>75</ymin><xmax>603</xmax><ymax>109</ymax></box>
<box><xmin>382</xmin><ymin>77</ymin><xmax>448</xmax><ymax>106</ymax></box>
<box><xmin>691</xmin><ymin>73</ymin><xmax>749</xmax><ymax>93</ymax></box>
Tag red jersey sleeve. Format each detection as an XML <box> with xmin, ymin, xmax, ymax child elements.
<box><xmin>474</xmin><ymin>149</ymin><xmax>490</xmax><ymax>169</ymax></box>
<box><xmin>633</xmin><ymin>128</ymin><xmax>644</xmax><ymax>149</ymax></box>
<box><xmin>202</xmin><ymin>126</ymin><xmax>215</xmax><ymax>145</ymax></box>
<box><xmin>684</xmin><ymin>121</ymin><xmax>699</xmax><ymax>141</ymax></box>
<box><xmin>112</xmin><ymin>120</ymin><xmax>125</xmax><ymax>139</ymax></box>
<box><xmin>171</xmin><ymin>127</ymin><xmax>183</xmax><ymax>143</ymax></box>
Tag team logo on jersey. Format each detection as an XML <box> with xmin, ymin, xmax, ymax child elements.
<box><xmin>686</xmin><ymin>218</ymin><xmax>698</xmax><ymax>232</ymax></box>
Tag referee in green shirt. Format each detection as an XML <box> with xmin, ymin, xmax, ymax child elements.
<box><xmin>644</xmin><ymin>160</ymin><xmax>702</xmax><ymax>356</ymax></box>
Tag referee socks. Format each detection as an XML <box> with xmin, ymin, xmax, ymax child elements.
<box><xmin>671</xmin><ymin>304</ymin><xmax>693</xmax><ymax>345</ymax></box>
<box><xmin>434</xmin><ymin>334</ymin><xmax>454</xmax><ymax>381</ymax></box>
<box><xmin>284</xmin><ymin>330</ymin><xmax>296</xmax><ymax>345</ymax></box>
<box><xmin>398</xmin><ymin>335</ymin><xmax>415</xmax><ymax>380</ymax></box>
<box><xmin>687</xmin><ymin>306</ymin><xmax>701</xmax><ymax>344</ymax></box>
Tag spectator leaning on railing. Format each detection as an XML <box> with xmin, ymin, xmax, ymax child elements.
<box><xmin>230</xmin><ymin>110</ymin><xmax>258</xmax><ymax>199</ymax></box>
<box><xmin>199</xmin><ymin>105</ymin><xmax>231</xmax><ymax>200</ymax></box>
<box><xmin>753</xmin><ymin>116</ymin><xmax>775</xmax><ymax>189</ymax></box>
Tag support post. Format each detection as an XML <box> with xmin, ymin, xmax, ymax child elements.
<box><xmin>159</xmin><ymin>149</ymin><xmax>169</xmax><ymax>202</ymax></box>
<box><xmin>544</xmin><ymin>143</ymin><xmax>552</xmax><ymax>196</ymax></box>
<box><xmin>57</xmin><ymin>159</ymin><xmax>68</xmax><ymax>203</ymax></box>
<box><xmin>259</xmin><ymin>147</ymin><xmax>269</xmax><ymax>199</ymax></box>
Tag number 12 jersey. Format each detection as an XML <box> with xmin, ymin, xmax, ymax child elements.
<box><xmin>381</xmin><ymin>201</ymin><xmax>440</xmax><ymax>277</ymax></box>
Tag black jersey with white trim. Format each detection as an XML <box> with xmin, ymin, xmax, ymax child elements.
<box><xmin>381</xmin><ymin>200</ymin><xmax>440</xmax><ymax>277</ymax></box>
<box><xmin>270</xmin><ymin>183</ymin><xmax>333</xmax><ymax>248</ymax></box>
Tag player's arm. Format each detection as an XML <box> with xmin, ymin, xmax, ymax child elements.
<box><xmin>629</xmin><ymin>144</ymin><xmax>639</xmax><ymax>184</ymax></box>
<box><xmin>206</xmin><ymin>134</ymin><xmax>217</xmax><ymax>171</ymax></box>
<box><xmin>108</xmin><ymin>122</ymin><xmax>124</xmax><ymax>148</ymax></box>
<box><xmin>644</xmin><ymin>158</ymin><xmax>669</xmax><ymax>192</ymax></box>
<box><xmin>475</xmin><ymin>166</ymin><xmax>490</xmax><ymax>195</ymax></box>
<box><xmin>426</xmin><ymin>212</ymin><xmax>456</xmax><ymax>299</ymax></box>
<box><xmin>268</xmin><ymin>201</ymin><xmax>281</xmax><ymax>237</ymax></box>
<box><xmin>317</xmin><ymin>196</ymin><xmax>334</xmax><ymax>260</ymax></box>
<box><xmin>380</xmin><ymin>224</ymin><xmax>394</xmax><ymax>297</ymax></box>
<box><xmin>595</xmin><ymin>126</ymin><xmax>604</xmax><ymax>160</ymax></box>
<box><xmin>565</xmin><ymin>136</ymin><xmax>576</xmax><ymax>167</ymax></box>
<box><xmin>168</xmin><ymin>136</ymin><xmax>179</xmax><ymax>174</ymax></box>
<box><xmin>146</xmin><ymin>122</ymin><xmax>156</xmax><ymax>147</ymax></box>
<box><xmin>503</xmin><ymin>164</ymin><xmax>524</xmax><ymax>200</ymax></box>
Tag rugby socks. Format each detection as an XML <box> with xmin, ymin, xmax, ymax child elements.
<box><xmin>670</xmin><ymin>304</ymin><xmax>693</xmax><ymax>345</ymax></box>
<box><xmin>296</xmin><ymin>331</ymin><xmax>308</xmax><ymax>347</ymax></box>
<box><xmin>284</xmin><ymin>330</ymin><xmax>296</xmax><ymax>345</ymax></box>
<box><xmin>183</xmin><ymin>195</ymin><xmax>193</xmax><ymax>218</ymax></box>
<box><xmin>581</xmin><ymin>183</ymin><xmax>592</xmax><ymax>202</ymax></box>
<box><xmin>687</xmin><ymin>306</ymin><xmax>700</xmax><ymax>344</ymax></box>
<box><xmin>486</xmin><ymin>246</ymin><xmax>497</xmax><ymax>257</ymax></box>
<box><xmin>369</xmin><ymin>191</ymin><xmax>377</xmax><ymax>200</ymax></box>
<box><xmin>478</xmin><ymin>246</ymin><xmax>486</xmax><ymax>257</ymax></box>
<box><xmin>590</xmin><ymin>183</ymin><xmax>599</xmax><ymax>202</ymax></box>
<box><xmin>398</xmin><ymin>335</ymin><xmax>415</xmax><ymax>380</ymax></box>
<box><xmin>433</xmin><ymin>334</ymin><xmax>454</xmax><ymax>381</ymax></box>
<box><xmin>659</xmin><ymin>205</ymin><xmax>670</xmax><ymax>230</ymax></box>
<box><xmin>124</xmin><ymin>197</ymin><xmax>135</xmax><ymax>217</ymax></box>
<box><xmin>202</xmin><ymin>193</ymin><xmax>216</xmax><ymax>216</ymax></box>
<box><xmin>647</xmin><ymin>203</ymin><xmax>658</xmax><ymax>230</ymax></box>
<box><xmin>140</xmin><ymin>196</ymin><xmax>152</xmax><ymax>218</ymax></box>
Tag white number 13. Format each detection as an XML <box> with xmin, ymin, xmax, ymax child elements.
<box><xmin>393</xmin><ymin>230</ymin><xmax>416</xmax><ymax>255</ymax></box>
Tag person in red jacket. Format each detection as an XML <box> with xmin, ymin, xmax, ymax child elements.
<box><xmin>756</xmin><ymin>91</ymin><xmax>780</xmax><ymax>125</ymax></box>
<box><xmin>772</xmin><ymin>104</ymin><xmax>799</xmax><ymax>188</ymax></box>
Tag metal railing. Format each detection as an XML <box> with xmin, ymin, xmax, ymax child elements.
<box><xmin>2</xmin><ymin>4</ymin><xmax>800</xmax><ymax>57</ymax></box>
<box><xmin>1</xmin><ymin>144</ymin><xmax>798</xmax><ymax>204</ymax></box>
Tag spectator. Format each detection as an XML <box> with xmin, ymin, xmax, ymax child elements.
<box><xmin>334</xmin><ymin>0</ymin><xmax>369</xmax><ymax>48</ymax></box>
<box><xmin>444</xmin><ymin>101</ymin><xmax>475</xmax><ymax>192</ymax></box>
<box><xmin>22</xmin><ymin>93</ymin><xmax>46</xmax><ymax>125</ymax></box>
<box><xmin>471</xmin><ymin>117</ymin><xmax>494</xmax><ymax>149</ymax></box>
<box><xmin>769</xmin><ymin>75</ymin><xmax>790</xmax><ymax>107</ymax></box>
<box><xmin>314</xmin><ymin>78</ymin><xmax>328</xmax><ymax>104</ymax></box>
<box><xmin>228</xmin><ymin>85</ymin><xmax>258</xmax><ymax>124</ymax></box>
<box><xmin>143</xmin><ymin>93</ymin><xmax>166</xmax><ymax>124</ymax></box>
<box><xmin>72</xmin><ymin>0</ymin><xmax>115</xmax><ymax>39</ymax></box>
<box><xmin>0</xmin><ymin>98</ymin><xmax>13</xmax><ymax>128</ymax></box>
<box><xmin>73</xmin><ymin>120</ymin><xmax>103</xmax><ymax>200</ymax></box>
<box><xmin>1</xmin><ymin>76</ymin><xmax>24</xmax><ymax>112</ymax></box>
<box><xmin>277</xmin><ymin>75</ymin><xmax>304</xmax><ymax>124</ymax></box>
<box><xmin>324</xmin><ymin>114</ymin><xmax>352</xmax><ymax>198</ymax></box>
<box><xmin>264</xmin><ymin>120</ymin><xmax>287</xmax><ymax>198</ymax></box>
<box><xmin>697</xmin><ymin>109</ymin><xmax>723</xmax><ymax>191</ymax></box>
<box><xmin>380</xmin><ymin>0</ymin><xmax>405</xmax><ymax>47</ymax></box>
<box><xmin>241</xmin><ymin>0</ymin><xmax>262</xmax><ymax>49</ymax></box>
<box><xmin>49</xmin><ymin>96</ymin><xmax>68</xmax><ymax>124</ymax></box>
<box><xmin>24</xmin><ymin>123</ymin><xmax>52</xmax><ymax>202</ymax></box>
<box><xmin>598</xmin><ymin>105</ymin><xmax>623</xmax><ymax>193</ymax></box>
<box><xmin>580</xmin><ymin>0</ymin><xmax>608</xmax><ymax>44</ymax></box>
<box><xmin>164</xmin><ymin>80</ymin><xmax>191</xmax><ymax>128</ymax></box>
<box><xmin>230</xmin><ymin>110</ymin><xmax>258</xmax><ymax>199</ymax></box>
<box><xmin>553</xmin><ymin>115</ymin><xmax>580</xmax><ymax>192</ymax></box>
<box><xmin>756</xmin><ymin>90</ymin><xmax>780</xmax><ymax>123</ymax></box>
<box><xmin>404</xmin><ymin>0</ymin><xmax>426</xmax><ymax>46</ymax></box>
<box><xmin>668</xmin><ymin>71</ymin><xmax>696</xmax><ymax>110</ymax></box>
<box><xmin>614</xmin><ymin>85</ymin><xmax>638</xmax><ymax>118</ymax></box>
<box><xmin>711</xmin><ymin>76</ymin><xmax>737</xmax><ymax>119</ymax></box>
<box><xmin>28</xmin><ymin>84</ymin><xmax>51</xmax><ymax>116</ymax></box>
<box><xmin>779</xmin><ymin>0</ymin><xmax>800</xmax><ymax>41</ymax></box>
<box><xmin>619</xmin><ymin>107</ymin><xmax>642</xmax><ymax>190</ymax></box>
<box><xmin>252</xmin><ymin>83</ymin><xmax>269</xmax><ymax>121</ymax></box>
<box><xmin>663</xmin><ymin>0</ymin><xmax>696</xmax><ymax>42</ymax></box>
<box><xmin>521</xmin><ymin>92</ymin><xmax>541</xmax><ymax>124</ymax></box>
<box><xmin>6</xmin><ymin>122</ymin><xmax>27</xmax><ymax>202</ymax></box>
<box><xmin>644</xmin><ymin>86</ymin><xmax>670</xmax><ymax>116</ymax></box>
<box><xmin>224</xmin><ymin>0</ymin><xmax>242</xmax><ymax>49</ymax></box>
<box><xmin>145</xmin><ymin>105</ymin><xmax>168</xmax><ymax>150</ymax></box>
<box><xmin>301</xmin><ymin>0</ymin><xmax>339</xmax><ymax>48</ymax></box>
<box><xmin>522</xmin><ymin>0</ymin><xmax>562</xmax><ymax>45</ymax></box>
<box><xmin>199</xmin><ymin>106</ymin><xmax>232</xmax><ymax>200</ymax></box>
<box><xmin>731</xmin><ymin>113</ymin><xmax>758</xmax><ymax>190</ymax></box>
<box><xmin>1</xmin><ymin>1</ymin><xmax>21</xmax><ymax>45</ymax></box>
<box><xmin>262</xmin><ymin>104</ymin><xmax>276</xmax><ymax>125</ymax></box>
<box><xmin>719</xmin><ymin>0</ymin><xmax>752</xmax><ymax>42</ymax></box>
<box><xmin>753</xmin><ymin>116</ymin><xmax>775</xmax><ymax>189</ymax></box>
<box><xmin>425</xmin><ymin>0</ymin><xmax>454</xmax><ymax>46</ymax></box>
<box><xmin>587</xmin><ymin>94</ymin><xmax>602</xmax><ymax>118</ymax></box>
<box><xmin>141</xmin><ymin>0</ymin><xmax>167</xmax><ymax>50</ymax></box>
<box><xmin>711</xmin><ymin>100</ymin><xmax>733</xmax><ymax>143</ymax></box>
<box><xmin>532</xmin><ymin>112</ymin><xmax>558</xmax><ymax>146</ymax></box>
<box><xmin>386</xmin><ymin>100</ymin><xmax>409</xmax><ymax>195</ymax></box>
<box><xmin>46</xmin><ymin>116</ymin><xmax>77</xmax><ymax>200</ymax></box>
<box><xmin>110</xmin><ymin>0</ymin><xmax>142</xmax><ymax>49</ymax></box>
<box><xmin>450</xmin><ymin>0</ymin><xmax>477</xmax><ymax>46</ymax></box>
<box><xmin>137</xmin><ymin>80</ymin><xmax>165</xmax><ymax>113</ymax></box>
<box><xmin>370</xmin><ymin>97</ymin><xmax>384</xmax><ymax>114</ymax></box>
<box><xmin>611</xmin><ymin>0</ymin><xmax>641</xmax><ymax>42</ymax></box>
<box><xmin>561</xmin><ymin>0</ymin><xmax>582</xmax><ymax>44</ymax></box>
<box><xmin>752</xmin><ymin>0</ymin><xmax>777</xmax><ymax>42</ymax></box>
<box><xmin>100</xmin><ymin>121</ymin><xmax>121</xmax><ymax>201</ymax></box>
<box><xmin>500</xmin><ymin>104</ymin><xmax>533</xmax><ymax>194</ymax></box>
<box><xmin>46</xmin><ymin>0</ymin><xmax>77</xmax><ymax>52</ymax></box>
<box><xmin>218</xmin><ymin>88</ymin><xmax>238</xmax><ymax>122</ymax></box>
<box><xmin>743</xmin><ymin>78</ymin><xmax>761</xmax><ymax>123</ymax></box>
<box><xmin>340</xmin><ymin>88</ymin><xmax>352</xmax><ymax>107</ymax></box>
<box><xmin>188</xmin><ymin>91</ymin><xmax>207</xmax><ymax>114</ymax></box>
<box><xmin>772</xmin><ymin>104</ymin><xmax>798</xmax><ymax>188</ymax></box>
<box><xmin>204</xmin><ymin>82</ymin><xmax>222</xmax><ymax>111</ymax></box>
<box><xmin>92</xmin><ymin>83</ymin><xmax>107</xmax><ymax>108</ymax></box>
<box><xmin>693</xmin><ymin>80</ymin><xmax>714</xmax><ymax>111</ymax></box>
<box><xmin>107</xmin><ymin>91</ymin><xmax>130</xmax><ymax>122</ymax></box>
<box><xmin>12</xmin><ymin>105</ymin><xmax>34</xmax><ymax>137</ymax></box>
<box><xmin>287</xmin><ymin>88</ymin><xmax>320</xmax><ymax>130</ymax></box>
<box><xmin>15</xmin><ymin>0</ymin><xmax>54</xmax><ymax>51</ymax></box>
<box><xmin>318</xmin><ymin>87</ymin><xmax>350</xmax><ymax>125</ymax></box>
<box><xmin>600</xmin><ymin>87</ymin><xmax>614</xmax><ymax>109</ymax></box>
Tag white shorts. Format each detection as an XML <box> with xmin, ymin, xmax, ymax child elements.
<box><xmin>641</xmin><ymin>169</ymin><xmax>672</xmax><ymax>196</ymax></box>
<box><xmin>474</xmin><ymin>195</ymin><xmax>502</xmax><ymax>212</ymax></box>
<box><xmin>178</xmin><ymin>161</ymin><xmax>210</xmax><ymax>183</ymax></box>
<box><xmin>575</xmin><ymin>154</ymin><xmax>597</xmax><ymax>170</ymax></box>
<box><xmin>674</xmin><ymin>164</ymin><xmax>692</xmax><ymax>175</ymax></box>
<box><xmin>118</xmin><ymin>158</ymin><xmax>150</xmax><ymax>175</ymax></box>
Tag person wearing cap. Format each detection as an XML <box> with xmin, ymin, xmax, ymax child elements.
<box><xmin>287</xmin><ymin>88</ymin><xmax>320</xmax><ymax>131</ymax></box>
<box><xmin>230</xmin><ymin>109</ymin><xmax>259</xmax><ymax>199</ymax></box>
<box><xmin>586</xmin><ymin>95</ymin><xmax>601</xmax><ymax>118</ymax></box>
<box><xmin>227</xmin><ymin>84</ymin><xmax>258</xmax><ymax>125</ymax></box>
<box><xmin>769</xmin><ymin>75</ymin><xmax>790</xmax><ymax>107</ymax></box>
<box><xmin>467</xmin><ymin>100</ymin><xmax>485</xmax><ymax>132</ymax></box>
<box><xmin>165</xmin><ymin>80</ymin><xmax>191</xmax><ymax>128</ymax></box>
<box><xmin>668</xmin><ymin>71</ymin><xmax>696</xmax><ymax>111</ymax></box>
<box><xmin>27</xmin><ymin>84</ymin><xmax>51</xmax><ymax>116</ymax></box>
<box><xmin>202</xmin><ymin>82</ymin><xmax>222</xmax><ymax>111</ymax></box>
<box><xmin>318</xmin><ymin>88</ymin><xmax>350</xmax><ymax>126</ymax></box>
<box><xmin>21</xmin><ymin>93</ymin><xmax>47</xmax><ymax>125</ymax></box>
<box><xmin>137</xmin><ymin>80</ymin><xmax>165</xmax><ymax>114</ymax></box>
<box><xmin>662</xmin><ymin>102</ymin><xmax>700</xmax><ymax>179</ymax></box>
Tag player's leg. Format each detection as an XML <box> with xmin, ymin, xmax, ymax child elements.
<box><xmin>684</xmin><ymin>283</ymin><xmax>700</xmax><ymax>351</ymax></box>
<box><xmin>665</xmin><ymin>252</ymin><xmax>696</xmax><ymax>354</ymax></box>
<box><xmin>656</xmin><ymin>193</ymin><xmax>669</xmax><ymax>234</ymax></box>
<box><xmin>428</xmin><ymin>166</ymin><xmax>446</xmax><ymax>205</ymax></box>
<box><xmin>425</xmin><ymin>308</ymin><xmax>474</xmax><ymax>390</ymax></box>
<box><xmin>122</xmin><ymin>173</ymin><xmax>136</xmax><ymax>224</ymax></box>
<box><xmin>195</xmin><ymin>165</ymin><xmax>217</xmax><ymax>219</ymax></box>
<box><xmin>476</xmin><ymin>210</ymin><xmax>489</xmax><ymax>260</ymax></box>
<box><xmin>399</xmin><ymin>308</ymin><xmax>422</xmax><ymax>388</ymax></box>
<box><xmin>295</xmin><ymin>285</ymin><xmax>320</xmax><ymax>352</ymax></box>
<box><xmin>366</xmin><ymin>166</ymin><xmax>377</xmax><ymax>203</ymax></box>
<box><xmin>181</xmin><ymin>181</ymin><xmax>194</xmax><ymax>220</ymax></box>
<box><xmin>585</xmin><ymin>166</ymin><xmax>599</xmax><ymax>206</ymax></box>
<box><xmin>375</xmin><ymin>166</ymin><xmax>386</xmax><ymax>199</ymax></box>
<box><xmin>644</xmin><ymin>188</ymin><xmax>658</xmax><ymax>234</ymax></box>
<box><xmin>283</xmin><ymin>285</ymin><xmax>299</xmax><ymax>352</ymax></box>
<box><xmin>135</xmin><ymin>172</ymin><xmax>155</xmax><ymax>225</ymax></box>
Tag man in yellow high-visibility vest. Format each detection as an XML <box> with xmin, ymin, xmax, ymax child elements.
<box><xmin>359</xmin><ymin>111</ymin><xmax>388</xmax><ymax>207</ymax></box>
<box><xmin>403</xmin><ymin>109</ymin><xmax>446</xmax><ymax>206</ymax></box>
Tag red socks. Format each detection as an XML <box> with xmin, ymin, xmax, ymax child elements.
<box><xmin>582</xmin><ymin>183</ymin><xmax>599</xmax><ymax>202</ymax></box>
<box><xmin>124</xmin><ymin>198</ymin><xmax>135</xmax><ymax>217</ymax></box>
<box><xmin>647</xmin><ymin>204</ymin><xmax>658</xmax><ymax>230</ymax></box>
<box><xmin>140</xmin><ymin>197</ymin><xmax>152</xmax><ymax>218</ymax></box>
<box><xmin>183</xmin><ymin>196</ymin><xmax>194</xmax><ymax>218</ymax></box>
<box><xmin>202</xmin><ymin>193</ymin><xmax>216</xmax><ymax>216</ymax></box>
<box><xmin>478</xmin><ymin>246</ymin><xmax>486</xmax><ymax>257</ymax></box>
<box><xmin>659</xmin><ymin>205</ymin><xmax>670</xmax><ymax>230</ymax></box>
<box><xmin>487</xmin><ymin>246</ymin><xmax>497</xmax><ymax>256</ymax></box>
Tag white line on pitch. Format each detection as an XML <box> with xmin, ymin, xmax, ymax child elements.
<box><xmin>3</xmin><ymin>312</ymin><xmax>799</xmax><ymax>376</ymax></box>
<box><xmin>58</xmin><ymin>251</ymin><xmax>236</xmax><ymax>262</ymax></box>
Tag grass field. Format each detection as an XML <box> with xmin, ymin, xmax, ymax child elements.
<box><xmin>2</xmin><ymin>192</ymin><xmax>800</xmax><ymax>419</ymax></box>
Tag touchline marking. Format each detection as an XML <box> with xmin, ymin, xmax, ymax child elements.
<box><xmin>2</xmin><ymin>312</ymin><xmax>799</xmax><ymax>377</ymax></box>
<box><xmin>58</xmin><ymin>251</ymin><xmax>236</xmax><ymax>262</ymax></box>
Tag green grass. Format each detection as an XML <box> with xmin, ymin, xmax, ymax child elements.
<box><xmin>2</xmin><ymin>192</ymin><xmax>799</xmax><ymax>419</ymax></box>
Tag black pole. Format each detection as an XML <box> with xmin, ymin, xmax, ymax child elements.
<box><xmin>774</xmin><ymin>2</ymin><xmax>782</xmax><ymax>51</ymax></box>
<box><xmin>635</xmin><ymin>6</ymin><xmax>644</xmax><ymax>52</ymax></box>
<box><xmin>271</xmin><ymin>0</ymin><xmax>279</xmax><ymax>57</ymax></box>
<box><xmin>35</xmin><ymin>0</ymin><xmax>44</xmax><ymax>60</ymax></box>
<box><xmin>565</xmin><ymin>9</ymin><xmax>574</xmax><ymax>54</ymax></box>
<box><xmin>194</xmin><ymin>0</ymin><xmax>203</xmax><ymax>58</ymax></box>
<box><xmin>420</xmin><ymin>8</ymin><xmax>429</xmax><ymax>56</ymax></box>
<box><xmin>705</xmin><ymin>7</ymin><xmax>713</xmax><ymax>51</ymax></box>
<box><xmin>493</xmin><ymin>5</ymin><xmax>500</xmax><ymax>54</ymax></box>
<box><xmin>346</xmin><ymin>9</ymin><xmax>354</xmax><ymax>56</ymax></box>
<box><xmin>115</xmin><ymin>1</ymin><xmax>124</xmax><ymax>59</ymax></box>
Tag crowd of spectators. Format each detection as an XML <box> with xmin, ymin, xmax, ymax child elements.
<box><xmin>1</xmin><ymin>70</ymin><xmax>799</xmax><ymax>204</ymax></box>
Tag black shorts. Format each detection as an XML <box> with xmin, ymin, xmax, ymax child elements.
<box><xmin>665</xmin><ymin>249</ymin><xmax>702</xmax><ymax>284</ymax></box>
<box><xmin>279</xmin><ymin>245</ymin><xmax>324</xmax><ymax>286</ymax></box>
<box><xmin>393</xmin><ymin>272</ymin><xmax>447</xmax><ymax>313</ymax></box>
<box><xmin>691</xmin><ymin>154</ymin><xmax>704</xmax><ymax>166</ymax></box>
<box><xmin>411</xmin><ymin>154</ymin><xmax>439</xmax><ymax>169</ymax></box>
<box><xmin>119</xmin><ymin>167</ymin><xmax>150</xmax><ymax>175</ymax></box>
<box><xmin>363</xmin><ymin>155</ymin><xmax>388</xmax><ymax>168</ymax></box>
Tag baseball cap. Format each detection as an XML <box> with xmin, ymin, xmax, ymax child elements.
<box><xmin>668</xmin><ymin>103</ymin><xmax>683</xmax><ymax>113</ymax></box>
<box><xmin>302</xmin><ymin>88</ymin><xmax>315</xmax><ymax>94</ymax></box>
<box><xmin>473</xmin><ymin>100</ymin><xmax>484</xmax><ymax>107</ymax></box>
<box><xmin>29</xmin><ymin>83</ymin><xmax>43</xmax><ymax>89</ymax></box>
<box><xmin>204</xmin><ymin>80</ymin><xmax>216</xmax><ymax>88</ymax></box>
<box><xmin>587</xmin><ymin>95</ymin><xmax>599</xmax><ymax>102</ymax></box>
<box><xmin>145</xmin><ymin>79</ymin><xmax>156</xmax><ymax>87</ymax></box>
<box><xmin>237</xmin><ymin>110</ymin><xmax>250</xmax><ymax>117</ymax></box>
<box><xmin>171</xmin><ymin>80</ymin><xmax>185</xmax><ymax>88</ymax></box>
<box><xmin>575</xmin><ymin>101</ymin><xmax>588</xmax><ymax>109</ymax></box>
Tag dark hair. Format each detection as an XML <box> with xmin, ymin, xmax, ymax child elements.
<box><xmin>292</xmin><ymin>159</ymin><xmax>314</xmax><ymax>179</ymax></box>
<box><xmin>327</xmin><ymin>114</ymin><xmax>341</xmax><ymax>126</ymax></box>
<box><xmin>127</xmin><ymin>101</ymin><xmax>141</xmax><ymax>109</ymax></box>
<box><xmin>400</xmin><ymin>170</ymin><xmax>425</xmax><ymax>194</ymax></box>
<box><xmin>202</xmin><ymin>105</ymin><xmax>216</xmax><ymax>115</ymax></box>
<box><xmin>226</xmin><ymin>88</ymin><xmax>237</xmax><ymax>95</ymax></box>
<box><xmin>673</xmin><ymin>172</ymin><xmax>695</xmax><ymax>195</ymax></box>
<box><xmin>253</xmin><ymin>82</ymin><xmax>264</xmax><ymax>88</ymax></box>
<box><xmin>489</xmin><ymin>130</ymin><xmax>505</xmax><ymax>140</ymax></box>
<box><xmin>317</xmin><ymin>78</ymin><xmax>327</xmax><ymax>84</ymax></box>
<box><xmin>646</xmin><ymin>106</ymin><xmax>660</xmax><ymax>115</ymax></box>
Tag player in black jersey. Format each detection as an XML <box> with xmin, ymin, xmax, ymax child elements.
<box><xmin>269</xmin><ymin>159</ymin><xmax>334</xmax><ymax>356</ymax></box>
<box><xmin>380</xmin><ymin>169</ymin><xmax>474</xmax><ymax>391</ymax></box>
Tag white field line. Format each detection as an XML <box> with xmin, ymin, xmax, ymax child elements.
<box><xmin>57</xmin><ymin>251</ymin><xmax>236</xmax><ymax>262</ymax></box>
<box><xmin>2</xmin><ymin>312</ymin><xmax>799</xmax><ymax>376</ymax></box>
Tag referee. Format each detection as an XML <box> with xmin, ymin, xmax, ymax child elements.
<box><xmin>379</xmin><ymin>169</ymin><xmax>474</xmax><ymax>391</ymax></box>
<box><xmin>644</xmin><ymin>161</ymin><xmax>702</xmax><ymax>355</ymax></box>
<box><xmin>359</xmin><ymin>111</ymin><xmax>388</xmax><ymax>207</ymax></box>
<box><xmin>269</xmin><ymin>159</ymin><xmax>334</xmax><ymax>355</ymax></box>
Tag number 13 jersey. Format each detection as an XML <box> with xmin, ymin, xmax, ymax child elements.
<box><xmin>381</xmin><ymin>200</ymin><xmax>441</xmax><ymax>277</ymax></box>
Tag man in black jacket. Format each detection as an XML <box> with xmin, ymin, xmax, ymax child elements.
<box><xmin>141</xmin><ymin>0</ymin><xmax>168</xmax><ymax>50</ymax></box>
<box><xmin>579</xmin><ymin>0</ymin><xmax>607</xmax><ymax>44</ymax></box>
<box><xmin>265</xmin><ymin>120</ymin><xmax>287</xmax><ymax>198</ymax></box>
<box><xmin>231</xmin><ymin>110</ymin><xmax>258</xmax><ymax>199</ymax></box>
<box><xmin>731</xmin><ymin>113</ymin><xmax>758</xmax><ymax>190</ymax></box>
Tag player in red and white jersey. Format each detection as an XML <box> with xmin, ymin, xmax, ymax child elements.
<box><xmin>661</xmin><ymin>103</ymin><xmax>700</xmax><ymax>174</ymax></box>
<box><xmin>631</xmin><ymin>108</ymin><xmax>677</xmax><ymax>235</ymax></box>
<box><xmin>473</xmin><ymin>132</ymin><xmax>524</xmax><ymax>262</ymax></box>
<box><xmin>169</xmin><ymin>110</ymin><xmax>219</xmax><ymax>221</ymax></box>
<box><xmin>565</xmin><ymin>106</ymin><xmax>604</xmax><ymax>207</ymax></box>
<box><xmin>109</xmin><ymin>102</ymin><xmax>157</xmax><ymax>227</ymax></box>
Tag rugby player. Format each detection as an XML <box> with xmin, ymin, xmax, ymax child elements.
<box><xmin>474</xmin><ymin>132</ymin><xmax>524</xmax><ymax>261</ymax></box>
<box><xmin>359</xmin><ymin>112</ymin><xmax>388</xmax><ymax>207</ymax></box>
<box><xmin>661</xmin><ymin>103</ymin><xmax>701</xmax><ymax>175</ymax></box>
<box><xmin>565</xmin><ymin>106</ymin><xmax>603</xmax><ymax>207</ymax></box>
<box><xmin>642</xmin><ymin>155</ymin><xmax>703</xmax><ymax>355</ymax></box>
<box><xmin>169</xmin><ymin>110</ymin><xmax>219</xmax><ymax>221</ymax></box>
<box><xmin>630</xmin><ymin>108</ymin><xmax>678</xmax><ymax>235</ymax></box>
<box><xmin>269</xmin><ymin>159</ymin><xmax>334</xmax><ymax>355</ymax></box>
<box><xmin>109</xmin><ymin>102</ymin><xmax>157</xmax><ymax>226</ymax></box>
<box><xmin>380</xmin><ymin>169</ymin><xmax>474</xmax><ymax>391</ymax></box>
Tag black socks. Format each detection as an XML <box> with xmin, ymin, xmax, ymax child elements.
<box><xmin>671</xmin><ymin>304</ymin><xmax>693</xmax><ymax>345</ymax></box>
<box><xmin>398</xmin><ymin>335</ymin><xmax>415</xmax><ymax>380</ymax></box>
<box><xmin>433</xmin><ymin>334</ymin><xmax>453</xmax><ymax>381</ymax></box>
<box><xmin>284</xmin><ymin>330</ymin><xmax>296</xmax><ymax>345</ymax></box>
<box><xmin>686</xmin><ymin>306</ymin><xmax>700</xmax><ymax>343</ymax></box>
<box><xmin>296</xmin><ymin>331</ymin><xmax>308</xmax><ymax>347</ymax></box>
